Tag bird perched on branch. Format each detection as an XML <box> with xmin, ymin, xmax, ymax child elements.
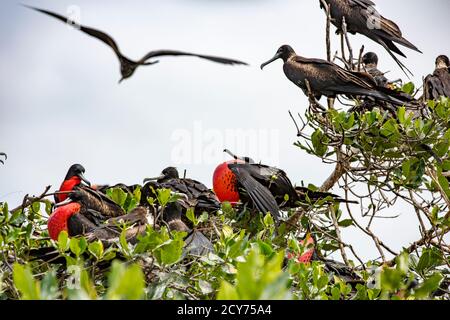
<box><xmin>0</xmin><ymin>153</ymin><xmax>6</xmax><ymax>165</ymax></box>
<box><xmin>424</xmin><ymin>55</ymin><xmax>450</xmax><ymax>101</ymax></box>
<box><xmin>213</xmin><ymin>150</ymin><xmax>358</xmax><ymax>224</ymax></box>
<box><xmin>261</xmin><ymin>45</ymin><xmax>414</xmax><ymax>107</ymax></box>
<box><xmin>142</xmin><ymin>167</ymin><xmax>221</xmax><ymax>216</ymax></box>
<box><xmin>25</xmin><ymin>5</ymin><xmax>248</xmax><ymax>83</ymax></box>
<box><xmin>319</xmin><ymin>0</ymin><xmax>421</xmax><ymax>76</ymax></box>
<box><xmin>54</xmin><ymin>164</ymin><xmax>91</xmax><ymax>203</ymax></box>
<box><xmin>362</xmin><ymin>52</ymin><xmax>389</xmax><ymax>88</ymax></box>
<box><xmin>287</xmin><ymin>234</ymin><xmax>363</xmax><ymax>285</ymax></box>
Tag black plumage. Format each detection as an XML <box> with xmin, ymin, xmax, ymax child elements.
<box><xmin>0</xmin><ymin>153</ymin><xmax>6</xmax><ymax>165</ymax></box>
<box><xmin>424</xmin><ymin>55</ymin><xmax>450</xmax><ymax>101</ymax></box>
<box><xmin>362</xmin><ymin>52</ymin><xmax>389</xmax><ymax>88</ymax></box>
<box><xmin>319</xmin><ymin>0</ymin><xmax>421</xmax><ymax>76</ymax></box>
<box><xmin>261</xmin><ymin>45</ymin><xmax>414</xmax><ymax>107</ymax></box>
<box><xmin>227</xmin><ymin>161</ymin><xmax>358</xmax><ymax>223</ymax></box>
<box><xmin>25</xmin><ymin>5</ymin><xmax>248</xmax><ymax>83</ymax></box>
<box><xmin>142</xmin><ymin>167</ymin><xmax>221</xmax><ymax>216</ymax></box>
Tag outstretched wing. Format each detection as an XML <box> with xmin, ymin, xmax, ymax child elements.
<box><xmin>25</xmin><ymin>5</ymin><xmax>125</xmax><ymax>61</ymax></box>
<box><xmin>228</xmin><ymin>164</ymin><xmax>280</xmax><ymax>222</ymax></box>
<box><xmin>139</xmin><ymin>49</ymin><xmax>248</xmax><ymax>66</ymax></box>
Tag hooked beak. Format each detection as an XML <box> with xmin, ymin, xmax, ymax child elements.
<box><xmin>54</xmin><ymin>197</ymin><xmax>74</xmax><ymax>209</ymax></box>
<box><xmin>260</xmin><ymin>53</ymin><xmax>282</xmax><ymax>70</ymax></box>
<box><xmin>143</xmin><ymin>175</ymin><xmax>165</xmax><ymax>184</ymax></box>
<box><xmin>77</xmin><ymin>172</ymin><xmax>91</xmax><ymax>187</ymax></box>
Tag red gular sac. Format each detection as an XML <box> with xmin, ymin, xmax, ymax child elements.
<box><xmin>213</xmin><ymin>160</ymin><xmax>246</xmax><ymax>204</ymax></box>
<box><xmin>55</xmin><ymin>176</ymin><xmax>82</xmax><ymax>203</ymax></box>
<box><xmin>47</xmin><ymin>202</ymin><xmax>81</xmax><ymax>240</ymax></box>
<box><xmin>287</xmin><ymin>235</ymin><xmax>315</xmax><ymax>264</ymax></box>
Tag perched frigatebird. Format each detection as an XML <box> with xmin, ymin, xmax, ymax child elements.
<box><xmin>25</xmin><ymin>5</ymin><xmax>248</xmax><ymax>83</ymax></box>
<box><xmin>142</xmin><ymin>167</ymin><xmax>221</xmax><ymax>216</ymax></box>
<box><xmin>319</xmin><ymin>0</ymin><xmax>421</xmax><ymax>76</ymax></box>
<box><xmin>54</xmin><ymin>164</ymin><xmax>91</xmax><ymax>203</ymax></box>
<box><xmin>424</xmin><ymin>55</ymin><xmax>450</xmax><ymax>101</ymax></box>
<box><xmin>362</xmin><ymin>52</ymin><xmax>389</xmax><ymax>88</ymax></box>
<box><xmin>0</xmin><ymin>153</ymin><xmax>6</xmax><ymax>165</ymax></box>
<box><xmin>48</xmin><ymin>186</ymin><xmax>135</xmax><ymax>240</ymax></box>
<box><xmin>261</xmin><ymin>45</ymin><xmax>414</xmax><ymax>107</ymax></box>
<box><xmin>287</xmin><ymin>234</ymin><xmax>363</xmax><ymax>285</ymax></box>
<box><xmin>213</xmin><ymin>150</ymin><xmax>358</xmax><ymax>224</ymax></box>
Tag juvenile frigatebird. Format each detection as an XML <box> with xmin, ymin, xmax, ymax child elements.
<box><xmin>424</xmin><ymin>55</ymin><xmax>450</xmax><ymax>101</ymax></box>
<box><xmin>54</xmin><ymin>164</ymin><xmax>91</xmax><ymax>203</ymax></box>
<box><xmin>142</xmin><ymin>167</ymin><xmax>221</xmax><ymax>216</ymax></box>
<box><xmin>213</xmin><ymin>150</ymin><xmax>358</xmax><ymax>224</ymax></box>
<box><xmin>319</xmin><ymin>0</ymin><xmax>422</xmax><ymax>76</ymax></box>
<box><xmin>0</xmin><ymin>153</ymin><xmax>6</xmax><ymax>165</ymax></box>
<box><xmin>261</xmin><ymin>45</ymin><xmax>414</xmax><ymax>107</ymax></box>
<box><xmin>25</xmin><ymin>5</ymin><xmax>248</xmax><ymax>83</ymax></box>
<box><xmin>362</xmin><ymin>52</ymin><xmax>389</xmax><ymax>88</ymax></box>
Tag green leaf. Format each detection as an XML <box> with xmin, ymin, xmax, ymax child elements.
<box><xmin>338</xmin><ymin>219</ymin><xmax>354</xmax><ymax>228</ymax></box>
<box><xmin>13</xmin><ymin>264</ymin><xmax>40</xmax><ymax>300</ymax></box>
<box><xmin>402</xmin><ymin>82</ymin><xmax>415</xmax><ymax>95</ymax></box>
<box><xmin>57</xmin><ymin>231</ymin><xmax>69</xmax><ymax>252</ymax></box>
<box><xmin>88</xmin><ymin>241</ymin><xmax>104</xmax><ymax>260</ymax></box>
<box><xmin>106</xmin><ymin>261</ymin><xmax>145</xmax><ymax>300</ymax></box>
<box><xmin>414</xmin><ymin>273</ymin><xmax>443</xmax><ymax>299</ymax></box>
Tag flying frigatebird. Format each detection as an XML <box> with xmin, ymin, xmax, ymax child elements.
<box><xmin>319</xmin><ymin>0</ymin><xmax>422</xmax><ymax>76</ymax></box>
<box><xmin>0</xmin><ymin>153</ymin><xmax>6</xmax><ymax>165</ymax></box>
<box><xmin>213</xmin><ymin>150</ymin><xmax>358</xmax><ymax>224</ymax></box>
<box><xmin>424</xmin><ymin>55</ymin><xmax>450</xmax><ymax>101</ymax></box>
<box><xmin>261</xmin><ymin>45</ymin><xmax>414</xmax><ymax>107</ymax></box>
<box><xmin>25</xmin><ymin>5</ymin><xmax>248</xmax><ymax>83</ymax></box>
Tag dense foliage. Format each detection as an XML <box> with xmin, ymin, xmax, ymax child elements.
<box><xmin>1</xmin><ymin>96</ymin><xmax>449</xmax><ymax>300</ymax></box>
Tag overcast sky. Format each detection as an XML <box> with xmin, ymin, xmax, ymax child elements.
<box><xmin>1</xmin><ymin>0</ymin><xmax>449</xmax><ymax>261</ymax></box>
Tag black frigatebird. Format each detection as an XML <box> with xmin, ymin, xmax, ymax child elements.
<box><xmin>25</xmin><ymin>5</ymin><xmax>248</xmax><ymax>83</ymax></box>
<box><xmin>142</xmin><ymin>167</ymin><xmax>221</xmax><ymax>216</ymax></box>
<box><xmin>319</xmin><ymin>0</ymin><xmax>422</xmax><ymax>76</ymax></box>
<box><xmin>213</xmin><ymin>150</ymin><xmax>358</xmax><ymax>224</ymax></box>
<box><xmin>424</xmin><ymin>55</ymin><xmax>450</xmax><ymax>101</ymax></box>
<box><xmin>362</xmin><ymin>52</ymin><xmax>389</xmax><ymax>88</ymax></box>
<box><xmin>260</xmin><ymin>45</ymin><xmax>414</xmax><ymax>107</ymax></box>
<box><xmin>0</xmin><ymin>153</ymin><xmax>6</xmax><ymax>165</ymax></box>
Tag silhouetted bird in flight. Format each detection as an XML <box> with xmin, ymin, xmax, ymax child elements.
<box><xmin>424</xmin><ymin>55</ymin><xmax>450</xmax><ymax>101</ymax></box>
<box><xmin>319</xmin><ymin>0</ymin><xmax>422</xmax><ymax>76</ymax></box>
<box><xmin>0</xmin><ymin>153</ymin><xmax>6</xmax><ymax>165</ymax></box>
<box><xmin>54</xmin><ymin>164</ymin><xmax>91</xmax><ymax>203</ymax></box>
<box><xmin>261</xmin><ymin>45</ymin><xmax>414</xmax><ymax>107</ymax></box>
<box><xmin>362</xmin><ymin>52</ymin><xmax>389</xmax><ymax>88</ymax></box>
<box><xmin>25</xmin><ymin>5</ymin><xmax>248</xmax><ymax>83</ymax></box>
<box><xmin>213</xmin><ymin>150</ymin><xmax>358</xmax><ymax>224</ymax></box>
<box><xmin>142</xmin><ymin>167</ymin><xmax>221</xmax><ymax>216</ymax></box>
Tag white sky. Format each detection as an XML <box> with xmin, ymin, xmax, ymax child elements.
<box><xmin>1</xmin><ymin>0</ymin><xmax>449</xmax><ymax>261</ymax></box>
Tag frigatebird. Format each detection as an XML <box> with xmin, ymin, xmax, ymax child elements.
<box><xmin>319</xmin><ymin>0</ymin><xmax>422</xmax><ymax>76</ymax></box>
<box><xmin>260</xmin><ymin>45</ymin><xmax>414</xmax><ymax>107</ymax></box>
<box><xmin>213</xmin><ymin>150</ymin><xmax>358</xmax><ymax>224</ymax></box>
<box><xmin>142</xmin><ymin>167</ymin><xmax>221</xmax><ymax>216</ymax></box>
<box><xmin>0</xmin><ymin>153</ymin><xmax>6</xmax><ymax>165</ymax></box>
<box><xmin>54</xmin><ymin>164</ymin><xmax>91</xmax><ymax>203</ymax></box>
<box><xmin>424</xmin><ymin>55</ymin><xmax>450</xmax><ymax>101</ymax></box>
<box><xmin>25</xmin><ymin>5</ymin><xmax>248</xmax><ymax>83</ymax></box>
<box><xmin>287</xmin><ymin>234</ymin><xmax>363</xmax><ymax>285</ymax></box>
<box><xmin>362</xmin><ymin>52</ymin><xmax>389</xmax><ymax>88</ymax></box>
<box><xmin>48</xmin><ymin>186</ymin><xmax>133</xmax><ymax>240</ymax></box>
